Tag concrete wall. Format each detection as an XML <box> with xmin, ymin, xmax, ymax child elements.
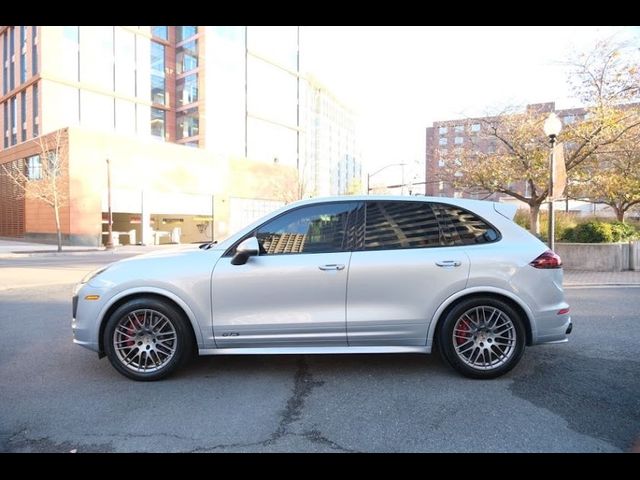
<box><xmin>556</xmin><ymin>242</ymin><xmax>638</xmax><ymax>272</ymax></box>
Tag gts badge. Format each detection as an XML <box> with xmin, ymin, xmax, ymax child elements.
<box><xmin>222</xmin><ymin>332</ymin><xmax>240</xmax><ymax>337</ymax></box>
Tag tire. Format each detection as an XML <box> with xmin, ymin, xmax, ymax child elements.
<box><xmin>438</xmin><ymin>297</ymin><xmax>526</xmax><ymax>379</ymax></box>
<box><xmin>103</xmin><ymin>297</ymin><xmax>193</xmax><ymax>381</ymax></box>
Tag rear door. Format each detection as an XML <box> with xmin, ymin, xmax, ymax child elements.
<box><xmin>346</xmin><ymin>200</ymin><xmax>472</xmax><ymax>346</ymax></box>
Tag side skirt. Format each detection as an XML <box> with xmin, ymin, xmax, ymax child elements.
<box><xmin>199</xmin><ymin>346</ymin><xmax>431</xmax><ymax>356</ymax></box>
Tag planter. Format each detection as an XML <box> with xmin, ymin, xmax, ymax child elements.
<box><xmin>555</xmin><ymin>242</ymin><xmax>634</xmax><ymax>272</ymax></box>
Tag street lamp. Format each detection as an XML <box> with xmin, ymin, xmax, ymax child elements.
<box><xmin>543</xmin><ymin>112</ymin><xmax>562</xmax><ymax>251</ymax></box>
<box><xmin>367</xmin><ymin>163</ymin><xmax>407</xmax><ymax>194</ymax></box>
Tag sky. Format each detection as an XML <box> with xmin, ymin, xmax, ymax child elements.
<box><xmin>302</xmin><ymin>26</ymin><xmax>640</xmax><ymax>184</ymax></box>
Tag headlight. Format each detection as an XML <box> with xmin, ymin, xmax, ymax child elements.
<box><xmin>80</xmin><ymin>266</ymin><xmax>110</xmax><ymax>284</ymax></box>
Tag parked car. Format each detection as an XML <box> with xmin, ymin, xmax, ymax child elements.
<box><xmin>72</xmin><ymin>196</ymin><xmax>571</xmax><ymax>381</ymax></box>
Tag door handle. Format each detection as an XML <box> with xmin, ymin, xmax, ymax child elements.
<box><xmin>318</xmin><ymin>264</ymin><xmax>345</xmax><ymax>271</ymax></box>
<box><xmin>435</xmin><ymin>260</ymin><xmax>462</xmax><ymax>267</ymax></box>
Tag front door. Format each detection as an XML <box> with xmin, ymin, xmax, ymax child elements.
<box><xmin>211</xmin><ymin>201</ymin><xmax>362</xmax><ymax>348</ymax></box>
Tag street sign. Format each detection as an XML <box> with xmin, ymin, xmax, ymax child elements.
<box><xmin>551</xmin><ymin>141</ymin><xmax>566</xmax><ymax>200</ymax></box>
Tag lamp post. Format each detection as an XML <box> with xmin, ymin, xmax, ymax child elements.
<box><xmin>367</xmin><ymin>163</ymin><xmax>407</xmax><ymax>194</ymax></box>
<box><xmin>543</xmin><ymin>112</ymin><xmax>562</xmax><ymax>251</ymax></box>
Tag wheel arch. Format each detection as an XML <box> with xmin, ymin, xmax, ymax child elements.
<box><xmin>97</xmin><ymin>288</ymin><xmax>202</xmax><ymax>358</ymax></box>
<box><xmin>427</xmin><ymin>287</ymin><xmax>536</xmax><ymax>351</ymax></box>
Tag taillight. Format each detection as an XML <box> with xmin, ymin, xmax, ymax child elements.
<box><xmin>529</xmin><ymin>250</ymin><xmax>562</xmax><ymax>269</ymax></box>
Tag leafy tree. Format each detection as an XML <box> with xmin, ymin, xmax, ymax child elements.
<box><xmin>570</xmin><ymin>131</ymin><xmax>640</xmax><ymax>221</ymax></box>
<box><xmin>438</xmin><ymin>39</ymin><xmax>640</xmax><ymax>234</ymax></box>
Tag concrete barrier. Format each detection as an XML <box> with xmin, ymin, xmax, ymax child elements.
<box><xmin>555</xmin><ymin>243</ymin><xmax>628</xmax><ymax>272</ymax></box>
<box><xmin>631</xmin><ymin>241</ymin><xmax>640</xmax><ymax>271</ymax></box>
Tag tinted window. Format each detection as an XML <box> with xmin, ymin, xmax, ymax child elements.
<box><xmin>364</xmin><ymin>201</ymin><xmax>440</xmax><ymax>250</ymax></box>
<box><xmin>256</xmin><ymin>202</ymin><xmax>361</xmax><ymax>255</ymax></box>
<box><xmin>432</xmin><ymin>203</ymin><xmax>499</xmax><ymax>245</ymax></box>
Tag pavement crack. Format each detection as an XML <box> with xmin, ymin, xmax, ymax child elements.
<box><xmin>299</xmin><ymin>430</ymin><xmax>357</xmax><ymax>452</ymax></box>
<box><xmin>269</xmin><ymin>355</ymin><xmax>324</xmax><ymax>443</ymax></box>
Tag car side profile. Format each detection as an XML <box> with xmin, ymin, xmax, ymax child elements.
<box><xmin>72</xmin><ymin>195</ymin><xmax>572</xmax><ymax>381</ymax></box>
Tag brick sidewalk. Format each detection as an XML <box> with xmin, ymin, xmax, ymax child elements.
<box><xmin>564</xmin><ymin>270</ymin><xmax>640</xmax><ymax>286</ymax></box>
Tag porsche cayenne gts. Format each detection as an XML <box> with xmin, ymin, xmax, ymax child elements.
<box><xmin>72</xmin><ymin>196</ymin><xmax>572</xmax><ymax>381</ymax></box>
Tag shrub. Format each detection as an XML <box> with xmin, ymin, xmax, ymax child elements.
<box><xmin>562</xmin><ymin>221</ymin><xmax>614</xmax><ymax>242</ymax></box>
<box><xmin>561</xmin><ymin>220</ymin><xmax>639</xmax><ymax>243</ymax></box>
<box><xmin>539</xmin><ymin>211</ymin><xmax>579</xmax><ymax>241</ymax></box>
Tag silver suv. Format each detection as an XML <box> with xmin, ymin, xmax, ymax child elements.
<box><xmin>72</xmin><ymin>196</ymin><xmax>571</xmax><ymax>381</ymax></box>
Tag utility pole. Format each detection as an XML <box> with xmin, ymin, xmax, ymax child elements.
<box><xmin>105</xmin><ymin>158</ymin><xmax>114</xmax><ymax>250</ymax></box>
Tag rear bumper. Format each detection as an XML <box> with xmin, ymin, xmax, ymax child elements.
<box><xmin>533</xmin><ymin>314</ymin><xmax>572</xmax><ymax>345</ymax></box>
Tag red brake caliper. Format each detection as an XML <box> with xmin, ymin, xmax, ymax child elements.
<box><xmin>456</xmin><ymin>319</ymin><xmax>470</xmax><ymax>346</ymax></box>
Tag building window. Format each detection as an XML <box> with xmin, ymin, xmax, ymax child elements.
<box><xmin>20</xmin><ymin>92</ymin><xmax>26</xmax><ymax>142</ymax></box>
<box><xmin>9</xmin><ymin>27</ymin><xmax>15</xmax><ymax>91</ymax></box>
<box><xmin>438</xmin><ymin>159</ymin><xmax>445</xmax><ymax>167</ymax></box>
<box><xmin>438</xmin><ymin>126</ymin><xmax>448</xmax><ymax>135</ymax></box>
<box><xmin>439</xmin><ymin>137</ymin><xmax>447</xmax><ymax>146</ymax></box>
<box><xmin>151</xmin><ymin>26</ymin><xmax>168</xmax><ymax>40</ymax></box>
<box><xmin>176</xmin><ymin>107</ymin><xmax>199</xmax><ymax>139</ymax></box>
<box><xmin>20</xmin><ymin>27</ymin><xmax>27</xmax><ymax>84</ymax></box>
<box><xmin>438</xmin><ymin>181</ymin><xmax>444</xmax><ymax>191</ymax></box>
<box><xmin>471</xmin><ymin>123</ymin><xmax>481</xmax><ymax>132</ymax></box>
<box><xmin>32</xmin><ymin>83</ymin><xmax>38</xmax><ymax>137</ymax></box>
<box><xmin>2</xmin><ymin>32</ymin><xmax>7</xmax><ymax>95</ymax></box>
<box><xmin>10</xmin><ymin>96</ymin><xmax>17</xmax><ymax>145</ymax></box>
<box><xmin>176</xmin><ymin>73</ymin><xmax>198</xmax><ymax>106</ymax></box>
<box><xmin>3</xmin><ymin>102</ymin><xmax>7</xmax><ymax>148</ymax></box>
<box><xmin>150</xmin><ymin>42</ymin><xmax>165</xmax><ymax>105</ymax></box>
<box><xmin>454</xmin><ymin>125</ymin><xmax>464</xmax><ymax>133</ymax></box>
<box><xmin>176</xmin><ymin>40</ymin><xmax>198</xmax><ymax>74</ymax></box>
<box><xmin>454</xmin><ymin>136</ymin><xmax>464</xmax><ymax>145</ymax></box>
<box><xmin>26</xmin><ymin>154</ymin><xmax>42</xmax><ymax>180</ymax></box>
<box><xmin>32</xmin><ymin>26</ymin><xmax>38</xmax><ymax>76</ymax></box>
<box><xmin>563</xmin><ymin>115</ymin><xmax>575</xmax><ymax>125</ymax></box>
<box><xmin>176</xmin><ymin>26</ymin><xmax>198</xmax><ymax>43</ymax></box>
<box><xmin>150</xmin><ymin>107</ymin><xmax>165</xmax><ymax>138</ymax></box>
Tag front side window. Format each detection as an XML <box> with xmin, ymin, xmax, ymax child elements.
<box><xmin>431</xmin><ymin>203</ymin><xmax>499</xmax><ymax>245</ymax></box>
<box><xmin>364</xmin><ymin>201</ymin><xmax>441</xmax><ymax>251</ymax></box>
<box><xmin>255</xmin><ymin>202</ymin><xmax>362</xmax><ymax>255</ymax></box>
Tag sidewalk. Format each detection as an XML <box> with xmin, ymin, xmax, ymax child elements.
<box><xmin>0</xmin><ymin>238</ymin><xmax>187</xmax><ymax>258</ymax></box>
<box><xmin>563</xmin><ymin>270</ymin><xmax>640</xmax><ymax>287</ymax></box>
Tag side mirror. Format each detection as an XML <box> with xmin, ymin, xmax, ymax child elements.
<box><xmin>231</xmin><ymin>237</ymin><xmax>260</xmax><ymax>265</ymax></box>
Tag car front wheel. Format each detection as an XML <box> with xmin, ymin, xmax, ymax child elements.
<box><xmin>103</xmin><ymin>297</ymin><xmax>193</xmax><ymax>381</ymax></box>
<box><xmin>438</xmin><ymin>297</ymin><xmax>526</xmax><ymax>379</ymax></box>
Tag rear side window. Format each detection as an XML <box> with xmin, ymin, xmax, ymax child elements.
<box><xmin>364</xmin><ymin>201</ymin><xmax>440</xmax><ymax>250</ymax></box>
<box><xmin>431</xmin><ymin>202</ymin><xmax>499</xmax><ymax>245</ymax></box>
<box><xmin>363</xmin><ymin>201</ymin><xmax>499</xmax><ymax>251</ymax></box>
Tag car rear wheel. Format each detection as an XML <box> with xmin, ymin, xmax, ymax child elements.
<box><xmin>103</xmin><ymin>297</ymin><xmax>193</xmax><ymax>381</ymax></box>
<box><xmin>438</xmin><ymin>297</ymin><xmax>525</xmax><ymax>379</ymax></box>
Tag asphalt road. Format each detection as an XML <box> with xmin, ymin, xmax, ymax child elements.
<box><xmin>0</xmin><ymin>255</ymin><xmax>638</xmax><ymax>452</ymax></box>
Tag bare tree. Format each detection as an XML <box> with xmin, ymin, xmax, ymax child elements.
<box><xmin>1</xmin><ymin>129</ymin><xmax>69</xmax><ymax>252</ymax></box>
<box><xmin>438</xmin><ymin>38</ymin><xmax>640</xmax><ymax>234</ymax></box>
